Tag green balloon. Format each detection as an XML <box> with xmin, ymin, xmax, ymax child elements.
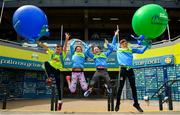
<box><xmin>132</xmin><ymin>4</ymin><xmax>168</xmax><ymax>40</ymax></box>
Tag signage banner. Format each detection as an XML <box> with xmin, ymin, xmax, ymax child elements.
<box><xmin>133</xmin><ymin>55</ymin><xmax>174</xmax><ymax>68</ymax></box>
<box><xmin>0</xmin><ymin>54</ymin><xmax>174</xmax><ymax>70</ymax></box>
<box><xmin>0</xmin><ymin>56</ymin><xmax>43</xmax><ymax>70</ymax></box>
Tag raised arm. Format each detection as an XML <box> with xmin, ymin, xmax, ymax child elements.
<box><xmin>132</xmin><ymin>45</ymin><xmax>148</xmax><ymax>54</ymax></box>
<box><xmin>104</xmin><ymin>43</ymin><xmax>114</xmax><ymax>57</ymax></box>
<box><xmin>84</xmin><ymin>45</ymin><xmax>94</xmax><ymax>59</ymax></box>
<box><xmin>36</xmin><ymin>41</ymin><xmax>49</xmax><ymax>51</ymax></box>
<box><xmin>70</xmin><ymin>40</ymin><xmax>76</xmax><ymax>57</ymax></box>
<box><xmin>81</xmin><ymin>41</ymin><xmax>88</xmax><ymax>49</ymax></box>
<box><xmin>63</xmin><ymin>33</ymin><xmax>70</xmax><ymax>54</ymax></box>
<box><xmin>81</xmin><ymin>41</ymin><xmax>89</xmax><ymax>57</ymax></box>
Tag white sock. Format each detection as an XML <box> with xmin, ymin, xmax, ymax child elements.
<box><xmin>58</xmin><ymin>100</ymin><xmax>62</xmax><ymax>103</ymax></box>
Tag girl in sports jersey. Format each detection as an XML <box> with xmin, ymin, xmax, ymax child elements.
<box><xmin>37</xmin><ymin>33</ymin><xmax>70</xmax><ymax>111</ymax></box>
<box><xmin>83</xmin><ymin>34</ymin><xmax>117</xmax><ymax>97</ymax></box>
<box><xmin>66</xmin><ymin>39</ymin><xmax>89</xmax><ymax>93</ymax></box>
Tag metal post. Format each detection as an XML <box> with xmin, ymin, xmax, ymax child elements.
<box><xmin>50</xmin><ymin>85</ymin><xmax>55</xmax><ymax>111</ymax></box>
<box><xmin>0</xmin><ymin>0</ymin><xmax>5</xmax><ymax>24</ymax></box>
<box><xmin>158</xmin><ymin>94</ymin><xmax>163</xmax><ymax>111</ymax></box>
<box><xmin>60</xmin><ymin>25</ymin><xmax>63</xmax><ymax>45</ymax></box>
<box><xmin>117</xmin><ymin>25</ymin><xmax>119</xmax><ymax>44</ymax></box>
<box><xmin>2</xmin><ymin>91</ymin><xmax>7</xmax><ymax>109</ymax></box>
<box><xmin>165</xmin><ymin>9</ymin><xmax>171</xmax><ymax>42</ymax></box>
<box><xmin>111</xmin><ymin>86</ymin><xmax>114</xmax><ymax>111</ymax></box>
<box><xmin>107</xmin><ymin>93</ymin><xmax>110</xmax><ymax>111</ymax></box>
<box><xmin>167</xmin><ymin>86</ymin><xmax>173</xmax><ymax>110</ymax></box>
<box><xmin>167</xmin><ymin>24</ymin><xmax>171</xmax><ymax>41</ymax></box>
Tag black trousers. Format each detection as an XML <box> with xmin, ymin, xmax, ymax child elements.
<box><xmin>90</xmin><ymin>69</ymin><xmax>111</xmax><ymax>86</ymax></box>
<box><xmin>44</xmin><ymin>62</ymin><xmax>62</xmax><ymax>100</ymax></box>
<box><xmin>116</xmin><ymin>67</ymin><xmax>139</xmax><ymax>105</ymax></box>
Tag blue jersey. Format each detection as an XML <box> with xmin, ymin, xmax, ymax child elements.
<box><xmin>71</xmin><ymin>52</ymin><xmax>85</xmax><ymax>68</ymax></box>
<box><xmin>86</xmin><ymin>43</ymin><xmax>113</xmax><ymax>68</ymax></box>
<box><xmin>70</xmin><ymin>40</ymin><xmax>88</xmax><ymax>68</ymax></box>
<box><xmin>111</xmin><ymin>35</ymin><xmax>148</xmax><ymax>67</ymax></box>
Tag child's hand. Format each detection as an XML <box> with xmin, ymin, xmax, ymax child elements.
<box><xmin>115</xmin><ymin>29</ymin><xmax>119</xmax><ymax>36</ymax></box>
<box><xmin>105</xmin><ymin>39</ymin><xmax>109</xmax><ymax>45</ymax></box>
<box><xmin>88</xmin><ymin>44</ymin><xmax>92</xmax><ymax>48</ymax></box>
<box><xmin>65</xmin><ymin>33</ymin><xmax>71</xmax><ymax>40</ymax></box>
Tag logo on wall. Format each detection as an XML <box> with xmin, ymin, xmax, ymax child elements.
<box><xmin>151</xmin><ymin>13</ymin><xmax>168</xmax><ymax>25</ymax></box>
<box><xmin>164</xmin><ymin>57</ymin><xmax>172</xmax><ymax>64</ymax></box>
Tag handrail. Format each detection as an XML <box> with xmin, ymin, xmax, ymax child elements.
<box><xmin>151</xmin><ymin>79</ymin><xmax>180</xmax><ymax>98</ymax></box>
<box><xmin>145</xmin><ymin>79</ymin><xmax>180</xmax><ymax>111</ymax></box>
<box><xmin>1</xmin><ymin>35</ymin><xmax>180</xmax><ymax>45</ymax></box>
<box><xmin>152</xmin><ymin>35</ymin><xmax>180</xmax><ymax>45</ymax></box>
<box><xmin>0</xmin><ymin>38</ymin><xmax>22</xmax><ymax>46</ymax></box>
<box><xmin>171</xmin><ymin>35</ymin><xmax>180</xmax><ymax>41</ymax></box>
<box><xmin>0</xmin><ymin>35</ymin><xmax>179</xmax><ymax>49</ymax></box>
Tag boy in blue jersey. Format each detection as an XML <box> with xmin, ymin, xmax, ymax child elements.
<box><xmin>83</xmin><ymin>36</ymin><xmax>116</xmax><ymax>97</ymax></box>
<box><xmin>66</xmin><ymin>40</ymin><xmax>88</xmax><ymax>93</ymax></box>
<box><xmin>111</xmin><ymin>31</ymin><xmax>148</xmax><ymax>112</ymax></box>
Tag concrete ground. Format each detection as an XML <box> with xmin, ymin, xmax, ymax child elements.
<box><xmin>0</xmin><ymin>99</ymin><xmax>180</xmax><ymax>114</ymax></box>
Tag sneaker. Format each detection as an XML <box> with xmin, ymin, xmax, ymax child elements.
<box><xmin>115</xmin><ymin>104</ymin><xmax>120</xmax><ymax>112</ymax></box>
<box><xmin>84</xmin><ymin>90</ymin><xmax>92</xmax><ymax>97</ymax></box>
<box><xmin>133</xmin><ymin>103</ymin><xmax>143</xmax><ymax>112</ymax></box>
<box><xmin>66</xmin><ymin>75</ymin><xmax>71</xmax><ymax>81</ymax></box>
<box><xmin>57</xmin><ymin>101</ymin><xmax>63</xmax><ymax>111</ymax></box>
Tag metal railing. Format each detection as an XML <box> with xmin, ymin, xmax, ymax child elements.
<box><xmin>145</xmin><ymin>79</ymin><xmax>180</xmax><ymax>111</ymax></box>
<box><xmin>152</xmin><ymin>35</ymin><xmax>180</xmax><ymax>46</ymax></box>
<box><xmin>0</xmin><ymin>35</ymin><xmax>179</xmax><ymax>52</ymax></box>
<box><xmin>0</xmin><ymin>38</ymin><xmax>22</xmax><ymax>46</ymax></box>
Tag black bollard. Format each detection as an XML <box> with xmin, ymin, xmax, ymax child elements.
<box><xmin>51</xmin><ymin>85</ymin><xmax>55</xmax><ymax>111</ymax></box>
<box><xmin>2</xmin><ymin>91</ymin><xmax>7</xmax><ymax>109</ymax></box>
<box><xmin>111</xmin><ymin>87</ymin><xmax>114</xmax><ymax>111</ymax></box>
<box><xmin>167</xmin><ymin>86</ymin><xmax>173</xmax><ymax>110</ymax></box>
<box><xmin>107</xmin><ymin>93</ymin><xmax>111</xmax><ymax>111</ymax></box>
<box><xmin>158</xmin><ymin>94</ymin><xmax>163</xmax><ymax>111</ymax></box>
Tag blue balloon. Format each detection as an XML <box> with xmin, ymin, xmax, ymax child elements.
<box><xmin>12</xmin><ymin>5</ymin><xmax>49</xmax><ymax>43</ymax></box>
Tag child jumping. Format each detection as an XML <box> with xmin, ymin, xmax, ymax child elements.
<box><xmin>66</xmin><ymin>39</ymin><xmax>89</xmax><ymax>93</ymax></box>
<box><xmin>37</xmin><ymin>33</ymin><xmax>70</xmax><ymax>111</ymax></box>
<box><xmin>83</xmin><ymin>32</ymin><xmax>118</xmax><ymax>97</ymax></box>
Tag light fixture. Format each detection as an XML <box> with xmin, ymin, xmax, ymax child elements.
<box><xmin>92</xmin><ymin>18</ymin><xmax>101</xmax><ymax>21</ymax></box>
<box><xmin>110</xmin><ymin>18</ymin><xmax>119</xmax><ymax>21</ymax></box>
